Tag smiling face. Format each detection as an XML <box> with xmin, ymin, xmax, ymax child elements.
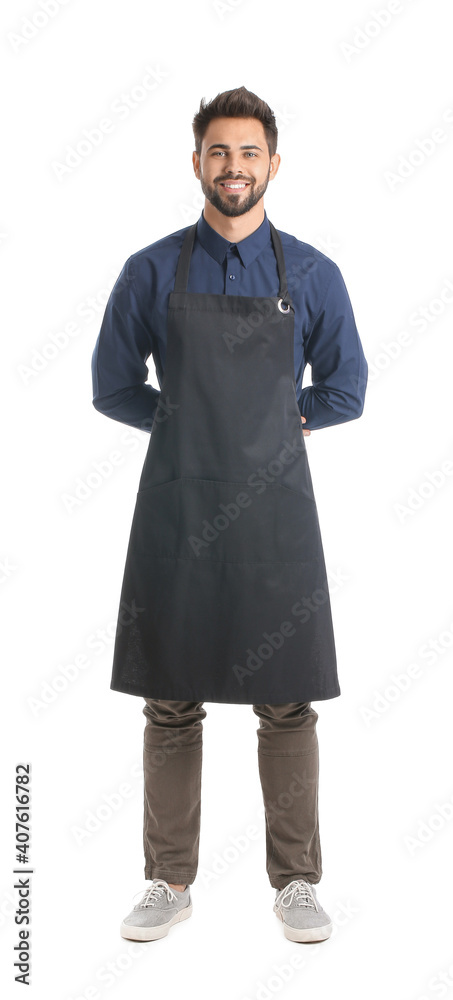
<box><xmin>193</xmin><ymin>116</ymin><xmax>280</xmax><ymax>218</ymax></box>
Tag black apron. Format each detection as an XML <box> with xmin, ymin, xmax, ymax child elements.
<box><xmin>110</xmin><ymin>220</ymin><xmax>340</xmax><ymax>704</ymax></box>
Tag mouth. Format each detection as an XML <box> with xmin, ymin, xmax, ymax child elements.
<box><xmin>219</xmin><ymin>181</ymin><xmax>250</xmax><ymax>193</ymax></box>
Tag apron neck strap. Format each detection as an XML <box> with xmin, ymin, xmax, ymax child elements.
<box><xmin>173</xmin><ymin>219</ymin><xmax>291</xmax><ymax>304</ymax></box>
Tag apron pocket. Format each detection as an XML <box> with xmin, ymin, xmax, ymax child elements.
<box><xmin>133</xmin><ymin>478</ymin><xmax>320</xmax><ymax>564</ymax></box>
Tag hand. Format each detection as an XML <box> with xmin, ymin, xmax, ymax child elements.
<box><xmin>301</xmin><ymin>416</ymin><xmax>311</xmax><ymax>437</ymax></box>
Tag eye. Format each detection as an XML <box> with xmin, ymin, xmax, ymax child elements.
<box><xmin>211</xmin><ymin>151</ymin><xmax>258</xmax><ymax>157</ymax></box>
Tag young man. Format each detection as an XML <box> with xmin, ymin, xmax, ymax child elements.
<box><xmin>91</xmin><ymin>86</ymin><xmax>367</xmax><ymax>943</ymax></box>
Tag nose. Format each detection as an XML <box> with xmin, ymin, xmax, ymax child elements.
<box><xmin>220</xmin><ymin>158</ymin><xmax>247</xmax><ymax>178</ymax></box>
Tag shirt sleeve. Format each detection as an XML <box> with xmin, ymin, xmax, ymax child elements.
<box><xmin>298</xmin><ymin>263</ymin><xmax>368</xmax><ymax>430</ymax></box>
<box><xmin>91</xmin><ymin>255</ymin><xmax>160</xmax><ymax>433</ymax></box>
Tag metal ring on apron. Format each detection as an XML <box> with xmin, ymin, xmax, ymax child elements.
<box><xmin>277</xmin><ymin>298</ymin><xmax>291</xmax><ymax>313</ymax></box>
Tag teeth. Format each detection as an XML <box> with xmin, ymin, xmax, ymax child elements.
<box><xmin>222</xmin><ymin>183</ymin><xmax>246</xmax><ymax>188</ymax></box>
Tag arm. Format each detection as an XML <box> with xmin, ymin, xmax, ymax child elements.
<box><xmin>298</xmin><ymin>263</ymin><xmax>368</xmax><ymax>430</ymax></box>
<box><xmin>91</xmin><ymin>256</ymin><xmax>160</xmax><ymax>433</ymax></box>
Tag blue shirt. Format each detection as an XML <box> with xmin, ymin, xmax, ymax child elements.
<box><xmin>91</xmin><ymin>210</ymin><xmax>367</xmax><ymax>432</ymax></box>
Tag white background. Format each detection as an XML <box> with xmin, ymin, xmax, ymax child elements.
<box><xmin>2</xmin><ymin>0</ymin><xmax>453</xmax><ymax>997</ymax></box>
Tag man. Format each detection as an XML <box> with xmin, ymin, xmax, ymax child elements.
<box><xmin>91</xmin><ymin>86</ymin><xmax>367</xmax><ymax>944</ymax></box>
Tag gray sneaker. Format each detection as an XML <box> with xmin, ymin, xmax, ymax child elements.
<box><xmin>274</xmin><ymin>878</ymin><xmax>333</xmax><ymax>942</ymax></box>
<box><xmin>120</xmin><ymin>879</ymin><xmax>193</xmax><ymax>941</ymax></box>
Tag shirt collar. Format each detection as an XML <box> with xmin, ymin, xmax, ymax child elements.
<box><xmin>196</xmin><ymin>208</ymin><xmax>271</xmax><ymax>268</ymax></box>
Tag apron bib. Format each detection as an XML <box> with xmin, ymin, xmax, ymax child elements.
<box><xmin>110</xmin><ymin>221</ymin><xmax>340</xmax><ymax>703</ymax></box>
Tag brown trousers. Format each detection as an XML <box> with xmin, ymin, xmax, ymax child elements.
<box><xmin>142</xmin><ymin>699</ymin><xmax>322</xmax><ymax>891</ymax></box>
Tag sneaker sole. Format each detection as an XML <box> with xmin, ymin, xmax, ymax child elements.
<box><xmin>274</xmin><ymin>907</ymin><xmax>332</xmax><ymax>943</ymax></box>
<box><xmin>120</xmin><ymin>903</ymin><xmax>193</xmax><ymax>941</ymax></box>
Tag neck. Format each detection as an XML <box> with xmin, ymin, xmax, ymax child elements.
<box><xmin>202</xmin><ymin>201</ymin><xmax>265</xmax><ymax>243</ymax></box>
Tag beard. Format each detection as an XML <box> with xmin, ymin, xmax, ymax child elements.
<box><xmin>199</xmin><ymin>167</ymin><xmax>271</xmax><ymax>217</ymax></box>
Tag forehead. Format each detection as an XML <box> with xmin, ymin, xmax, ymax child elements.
<box><xmin>202</xmin><ymin>116</ymin><xmax>266</xmax><ymax>147</ymax></box>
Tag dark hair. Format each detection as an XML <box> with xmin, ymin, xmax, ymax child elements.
<box><xmin>192</xmin><ymin>86</ymin><xmax>278</xmax><ymax>160</ymax></box>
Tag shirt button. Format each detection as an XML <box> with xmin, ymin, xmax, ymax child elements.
<box><xmin>229</xmin><ymin>274</ymin><xmax>236</xmax><ymax>280</ymax></box>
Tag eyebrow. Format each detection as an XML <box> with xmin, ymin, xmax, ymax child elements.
<box><xmin>206</xmin><ymin>143</ymin><xmax>263</xmax><ymax>152</ymax></box>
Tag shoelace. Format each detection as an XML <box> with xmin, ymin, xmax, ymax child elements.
<box><xmin>132</xmin><ymin>879</ymin><xmax>178</xmax><ymax>908</ymax></box>
<box><xmin>276</xmin><ymin>879</ymin><xmax>318</xmax><ymax>910</ymax></box>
